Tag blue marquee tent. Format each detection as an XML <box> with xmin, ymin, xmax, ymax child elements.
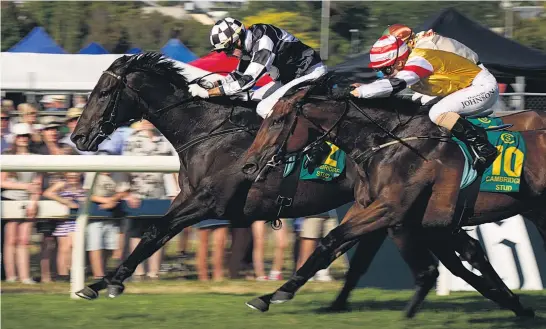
<box><xmin>78</xmin><ymin>42</ymin><xmax>109</xmax><ymax>54</ymax></box>
<box><xmin>161</xmin><ymin>39</ymin><xmax>197</xmax><ymax>62</ymax></box>
<box><xmin>8</xmin><ymin>27</ymin><xmax>66</xmax><ymax>54</ymax></box>
<box><xmin>126</xmin><ymin>47</ymin><xmax>143</xmax><ymax>54</ymax></box>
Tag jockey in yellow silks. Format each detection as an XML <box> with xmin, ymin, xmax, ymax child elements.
<box><xmin>381</xmin><ymin>24</ymin><xmax>486</xmax><ymax>106</ymax></box>
<box><xmin>350</xmin><ymin>34</ymin><xmax>499</xmax><ymax>168</ymax></box>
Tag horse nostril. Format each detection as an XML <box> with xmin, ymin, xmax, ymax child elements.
<box><xmin>71</xmin><ymin>134</ymin><xmax>84</xmax><ymax>143</ymax></box>
<box><xmin>242</xmin><ymin>162</ymin><xmax>259</xmax><ymax>175</ymax></box>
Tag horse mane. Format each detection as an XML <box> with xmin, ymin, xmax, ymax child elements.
<box><xmin>108</xmin><ymin>52</ymin><xmax>189</xmax><ymax>89</ymax></box>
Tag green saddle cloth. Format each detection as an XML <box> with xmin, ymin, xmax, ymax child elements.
<box><xmin>456</xmin><ymin>117</ymin><xmax>527</xmax><ymax>193</ymax></box>
<box><xmin>283</xmin><ymin>141</ymin><xmax>346</xmax><ymax>181</ymax></box>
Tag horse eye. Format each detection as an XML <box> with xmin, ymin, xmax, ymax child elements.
<box><xmin>99</xmin><ymin>91</ymin><xmax>109</xmax><ymax>98</ymax></box>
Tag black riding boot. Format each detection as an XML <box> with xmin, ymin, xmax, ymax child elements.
<box><xmin>451</xmin><ymin>117</ymin><xmax>499</xmax><ymax>170</ymax></box>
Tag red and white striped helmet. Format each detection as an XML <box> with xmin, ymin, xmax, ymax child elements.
<box><xmin>369</xmin><ymin>35</ymin><xmax>409</xmax><ymax>69</ymax></box>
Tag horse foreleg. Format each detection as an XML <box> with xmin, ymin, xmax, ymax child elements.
<box><xmin>327</xmin><ymin>228</ymin><xmax>388</xmax><ymax>312</ymax></box>
<box><xmin>428</xmin><ymin>231</ymin><xmax>534</xmax><ymax>317</ymax></box>
<box><xmin>452</xmin><ymin>230</ymin><xmax>535</xmax><ymax>317</ymax></box>
<box><xmin>246</xmin><ymin>200</ymin><xmax>394</xmax><ymax>312</ymax></box>
<box><xmin>388</xmin><ymin>227</ymin><xmax>439</xmax><ymax>319</ymax></box>
<box><xmin>76</xmin><ymin>188</ymin><xmax>215</xmax><ymax>300</ymax></box>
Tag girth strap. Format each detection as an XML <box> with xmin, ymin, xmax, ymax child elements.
<box><xmin>270</xmin><ymin>152</ymin><xmax>303</xmax><ymax>229</ymax></box>
<box><xmin>452</xmin><ymin>171</ymin><xmax>483</xmax><ymax>233</ymax></box>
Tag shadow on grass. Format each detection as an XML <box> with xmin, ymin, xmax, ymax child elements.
<box><xmin>468</xmin><ymin>316</ymin><xmax>546</xmax><ymax>329</ymax></box>
<box><xmin>109</xmin><ymin>313</ymin><xmax>152</xmax><ymax>321</ymax></box>
<box><xmin>271</xmin><ymin>293</ymin><xmax>545</xmax><ymax>318</ymax></box>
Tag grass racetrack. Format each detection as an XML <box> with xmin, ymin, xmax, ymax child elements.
<box><xmin>3</xmin><ymin>281</ymin><xmax>546</xmax><ymax>329</ymax></box>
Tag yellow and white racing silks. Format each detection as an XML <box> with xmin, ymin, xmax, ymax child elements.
<box><xmin>356</xmin><ymin>35</ymin><xmax>499</xmax><ymax>124</ymax></box>
<box><xmin>410</xmin><ymin>30</ymin><xmax>480</xmax><ymax>65</ymax></box>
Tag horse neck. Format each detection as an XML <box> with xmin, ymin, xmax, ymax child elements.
<box><xmin>324</xmin><ymin>101</ymin><xmax>434</xmax><ymax>158</ymax></box>
<box><xmin>144</xmin><ymin>101</ymin><xmax>210</xmax><ymax>149</ymax></box>
<box><xmin>145</xmin><ymin>98</ymin><xmax>256</xmax><ymax>157</ymax></box>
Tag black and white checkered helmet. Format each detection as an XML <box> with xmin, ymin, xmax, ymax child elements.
<box><xmin>210</xmin><ymin>17</ymin><xmax>245</xmax><ymax>51</ymax></box>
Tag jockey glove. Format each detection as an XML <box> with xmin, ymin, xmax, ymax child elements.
<box><xmin>189</xmin><ymin>84</ymin><xmax>210</xmax><ymax>98</ymax></box>
<box><xmin>329</xmin><ymin>85</ymin><xmax>354</xmax><ymax>100</ymax></box>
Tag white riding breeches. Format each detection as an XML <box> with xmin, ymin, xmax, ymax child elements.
<box><xmin>428</xmin><ymin>69</ymin><xmax>499</xmax><ymax>123</ymax></box>
<box><xmin>250</xmin><ymin>81</ymin><xmax>283</xmax><ymax>101</ymax></box>
<box><xmin>256</xmin><ymin>63</ymin><xmax>328</xmax><ymax>119</ymax></box>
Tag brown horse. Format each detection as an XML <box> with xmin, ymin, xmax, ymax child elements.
<box><xmin>242</xmin><ymin>85</ymin><xmax>546</xmax><ymax>315</ymax></box>
<box><xmin>323</xmin><ymin>108</ymin><xmax>546</xmax><ymax>316</ymax></box>
<box><xmin>499</xmin><ymin>110</ymin><xmax>546</xmax><ymax>130</ymax></box>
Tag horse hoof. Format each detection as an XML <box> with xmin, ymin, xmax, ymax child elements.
<box><xmin>107</xmin><ymin>284</ymin><xmax>125</xmax><ymax>298</ymax></box>
<box><xmin>404</xmin><ymin>305</ymin><xmax>420</xmax><ymax>319</ymax></box>
<box><xmin>246</xmin><ymin>297</ymin><xmax>270</xmax><ymax>312</ymax></box>
<box><xmin>75</xmin><ymin>286</ymin><xmax>99</xmax><ymax>300</ymax></box>
<box><xmin>516</xmin><ymin>307</ymin><xmax>535</xmax><ymax>318</ymax></box>
<box><xmin>270</xmin><ymin>290</ymin><xmax>294</xmax><ymax>304</ymax></box>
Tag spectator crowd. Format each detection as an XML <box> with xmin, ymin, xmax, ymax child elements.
<box><xmin>1</xmin><ymin>96</ymin><xmax>342</xmax><ymax>284</ymax></box>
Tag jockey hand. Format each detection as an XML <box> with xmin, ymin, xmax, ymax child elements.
<box><xmin>350</xmin><ymin>86</ymin><xmax>361</xmax><ymax>98</ymax></box>
<box><xmin>349</xmin><ymin>83</ymin><xmax>363</xmax><ymax>97</ymax></box>
<box><xmin>189</xmin><ymin>84</ymin><xmax>210</xmax><ymax>99</ymax></box>
<box><xmin>200</xmin><ymin>80</ymin><xmax>215</xmax><ymax>89</ymax></box>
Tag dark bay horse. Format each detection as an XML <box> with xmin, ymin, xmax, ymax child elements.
<box><xmin>71</xmin><ymin>53</ymin><xmax>540</xmax><ymax>317</ymax></box>
<box><xmin>242</xmin><ymin>84</ymin><xmax>546</xmax><ymax>314</ymax></box>
<box><xmin>329</xmin><ymin>108</ymin><xmax>546</xmax><ymax>313</ymax></box>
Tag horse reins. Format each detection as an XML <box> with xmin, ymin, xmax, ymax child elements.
<box><xmin>347</xmin><ymin>99</ymin><xmax>429</xmax><ymax>161</ymax></box>
<box><xmin>99</xmin><ymin>69</ymin><xmax>257</xmax><ymax>157</ymax></box>
<box><xmin>267</xmin><ymin>90</ymin><xmax>430</xmax><ymax>174</ymax></box>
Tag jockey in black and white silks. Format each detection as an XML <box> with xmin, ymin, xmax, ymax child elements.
<box><xmin>188</xmin><ymin>17</ymin><xmax>327</xmax><ymax>119</ymax></box>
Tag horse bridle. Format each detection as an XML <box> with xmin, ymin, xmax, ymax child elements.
<box><xmin>91</xmin><ymin>68</ymin><xmax>193</xmax><ymax>148</ymax></box>
<box><xmin>254</xmin><ymin>96</ymin><xmax>349</xmax><ymax>182</ymax></box>
<box><xmin>95</xmin><ymin>69</ymin><xmax>255</xmax><ymax>157</ymax></box>
<box><xmin>88</xmin><ymin>70</ymin><xmax>130</xmax><ymax>149</ymax></box>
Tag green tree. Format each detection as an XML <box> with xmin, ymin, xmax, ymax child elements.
<box><xmin>1</xmin><ymin>2</ymin><xmax>24</xmax><ymax>51</ymax></box>
<box><xmin>1</xmin><ymin>2</ymin><xmax>36</xmax><ymax>51</ymax></box>
<box><xmin>514</xmin><ymin>16</ymin><xmax>546</xmax><ymax>51</ymax></box>
<box><xmin>241</xmin><ymin>7</ymin><xmax>349</xmax><ymax>65</ymax></box>
<box><xmin>243</xmin><ymin>9</ymin><xmax>320</xmax><ymax>48</ymax></box>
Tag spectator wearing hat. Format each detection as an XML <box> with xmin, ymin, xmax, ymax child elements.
<box><xmin>72</xmin><ymin>95</ymin><xmax>87</xmax><ymax>109</ymax></box>
<box><xmin>36</xmin><ymin>116</ymin><xmax>65</xmax><ymax>282</ymax></box>
<box><xmin>2</xmin><ymin>99</ymin><xmax>16</xmax><ymax>113</ymax></box>
<box><xmin>37</xmin><ymin>116</ymin><xmax>64</xmax><ymax>158</ymax></box>
<box><xmin>122</xmin><ymin>119</ymin><xmax>177</xmax><ymax>280</ymax></box>
<box><xmin>60</xmin><ymin>107</ymin><xmax>95</xmax><ymax>155</ymax></box>
<box><xmin>41</xmin><ymin>95</ymin><xmax>66</xmax><ymax>112</ymax></box>
<box><xmin>17</xmin><ymin>103</ymin><xmax>42</xmax><ymax>151</ymax></box>
<box><xmin>1</xmin><ymin>123</ymin><xmax>42</xmax><ymax>284</ymax></box>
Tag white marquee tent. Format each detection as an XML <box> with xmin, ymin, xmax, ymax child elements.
<box><xmin>1</xmin><ymin>52</ymin><xmax>223</xmax><ymax>92</ymax></box>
